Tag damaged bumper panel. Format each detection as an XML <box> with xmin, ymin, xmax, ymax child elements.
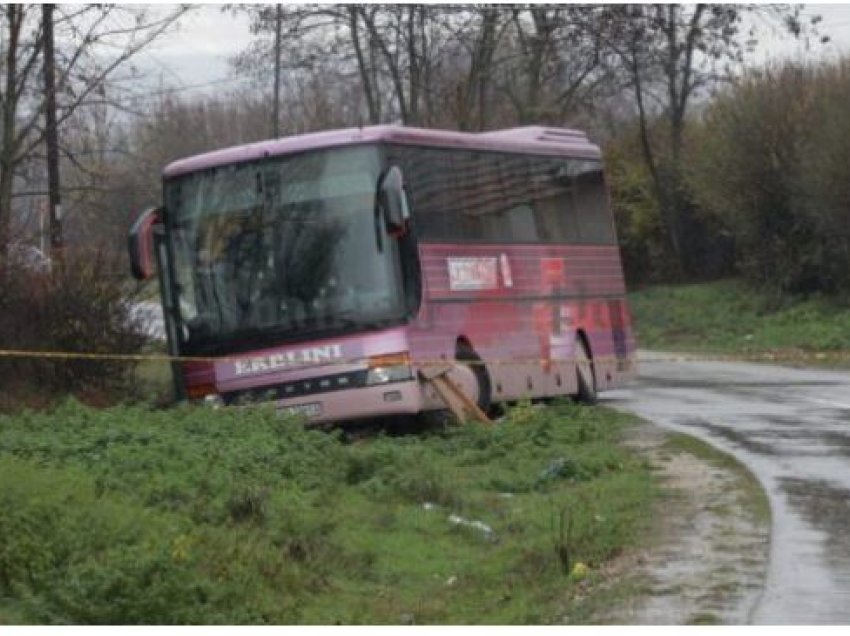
<box><xmin>225</xmin><ymin>379</ymin><xmax>425</xmax><ymax>424</ymax></box>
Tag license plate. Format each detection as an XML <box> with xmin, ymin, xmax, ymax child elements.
<box><xmin>278</xmin><ymin>402</ymin><xmax>322</xmax><ymax>419</ymax></box>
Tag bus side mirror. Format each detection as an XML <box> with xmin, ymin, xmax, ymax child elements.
<box><xmin>378</xmin><ymin>166</ymin><xmax>409</xmax><ymax>237</ymax></box>
<box><xmin>128</xmin><ymin>206</ymin><xmax>162</xmax><ymax>280</ymax></box>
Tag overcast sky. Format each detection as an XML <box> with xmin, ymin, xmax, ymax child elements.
<box><xmin>136</xmin><ymin>3</ymin><xmax>850</xmax><ymax>100</ymax></box>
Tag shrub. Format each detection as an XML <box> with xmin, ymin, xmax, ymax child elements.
<box><xmin>0</xmin><ymin>247</ymin><xmax>148</xmax><ymax>404</ymax></box>
<box><xmin>691</xmin><ymin>59</ymin><xmax>850</xmax><ymax>297</ymax></box>
<box><xmin>604</xmin><ymin>137</ymin><xmax>675</xmax><ymax>285</ymax></box>
<box><xmin>0</xmin><ymin>400</ymin><xmax>652</xmax><ymax>624</ymax></box>
<box><xmin>605</xmin><ymin>124</ymin><xmax>735</xmax><ymax>286</ymax></box>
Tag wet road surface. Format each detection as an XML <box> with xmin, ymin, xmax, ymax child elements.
<box><xmin>605</xmin><ymin>352</ymin><xmax>850</xmax><ymax>624</ymax></box>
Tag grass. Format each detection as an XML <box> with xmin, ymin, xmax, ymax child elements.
<box><xmin>0</xmin><ymin>399</ymin><xmax>654</xmax><ymax>625</ymax></box>
<box><xmin>132</xmin><ymin>351</ymin><xmax>174</xmax><ymax>407</ymax></box>
<box><xmin>629</xmin><ymin>279</ymin><xmax>850</xmax><ymax>363</ymax></box>
<box><xmin>687</xmin><ymin>611</ymin><xmax>722</xmax><ymax>625</ymax></box>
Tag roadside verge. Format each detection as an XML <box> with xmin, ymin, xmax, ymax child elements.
<box><xmin>599</xmin><ymin>420</ymin><xmax>771</xmax><ymax>624</ymax></box>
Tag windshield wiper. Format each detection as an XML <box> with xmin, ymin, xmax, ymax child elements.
<box><xmin>319</xmin><ymin>311</ymin><xmax>391</xmax><ymax>333</ymax></box>
<box><xmin>324</xmin><ymin>311</ymin><xmax>359</xmax><ymax>330</ymax></box>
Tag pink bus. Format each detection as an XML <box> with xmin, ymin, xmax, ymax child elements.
<box><xmin>129</xmin><ymin>125</ymin><xmax>636</xmax><ymax>423</ymax></box>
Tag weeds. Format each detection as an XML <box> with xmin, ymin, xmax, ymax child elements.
<box><xmin>0</xmin><ymin>249</ymin><xmax>150</xmax><ymax>411</ymax></box>
<box><xmin>0</xmin><ymin>399</ymin><xmax>653</xmax><ymax>624</ymax></box>
<box><xmin>630</xmin><ymin>279</ymin><xmax>850</xmax><ymax>359</ymax></box>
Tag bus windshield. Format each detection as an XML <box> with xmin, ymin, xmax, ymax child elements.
<box><xmin>164</xmin><ymin>145</ymin><xmax>406</xmax><ymax>350</ymax></box>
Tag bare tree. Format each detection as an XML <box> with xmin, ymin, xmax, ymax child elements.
<box><xmin>424</xmin><ymin>7</ymin><xmax>509</xmax><ymax>131</ymax></box>
<box><xmin>598</xmin><ymin>4</ymin><xmax>813</xmax><ymax>276</ymax></box>
<box><xmin>0</xmin><ymin>5</ymin><xmax>186</xmax><ymax>262</ymax></box>
<box><xmin>483</xmin><ymin>6</ymin><xmax>613</xmax><ymax>127</ymax></box>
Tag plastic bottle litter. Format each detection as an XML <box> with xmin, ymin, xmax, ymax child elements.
<box><xmin>448</xmin><ymin>513</ymin><xmax>497</xmax><ymax>542</ymax></box>
<box><xmin>422</xmin><ymin>502</ymin><xmax>497</xmax><ymax>542</ymax></box>
<box><xmin>536</xmin><ymin>456</ymin><xmax>578</xmax><ymax>484</ymax></box>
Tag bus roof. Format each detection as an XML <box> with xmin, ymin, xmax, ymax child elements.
<box><xmin>162</xmin><ymin>125</ymin><xmax>601</xmax><ymax>178</ymax></box>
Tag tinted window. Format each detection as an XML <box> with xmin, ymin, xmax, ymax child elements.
<box><xmin>385</xmin><ymin>145</ymin><xmax>616</xmax><ymax>244</ymax></box>
<box><xmin>165</xmin><ymin>145</ymin><xmax>407</xmax><ymax>348</ymax></box>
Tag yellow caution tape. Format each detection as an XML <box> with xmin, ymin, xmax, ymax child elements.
<box><xmin>0</xmin><ymin>348</ymin><xmax>848</xmax><ymax>366</ymax></box>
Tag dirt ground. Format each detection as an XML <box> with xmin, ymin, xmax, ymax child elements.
<box><xmin>603</xmin><ymin>421</ymin><xmax>771</xmax><ymax>625</ymax></box>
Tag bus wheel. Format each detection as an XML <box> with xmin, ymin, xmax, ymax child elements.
<box><xmin>575</xmin><ymin>336</ymin><xmax>597</xmax><ymax>405</ymax></box>
<box><xmin>457</xmin><ymin>347</ymin><xmax>492</xmax><ymax>415</ymax></box>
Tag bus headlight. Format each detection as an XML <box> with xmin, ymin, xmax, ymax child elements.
<box><xmin>203</xmin><ymin>393</ymin><xmax>225</xmax><ymax>409</ymax></box>
<box><xmin>366</xmin><ymin>352</ymin><xmax>412</xmax><ymax>385</ymax></box>
<box><xmin>186</xmin><ymin>382</ymin><xmax>223</xmax><ymax>407</ymax></box>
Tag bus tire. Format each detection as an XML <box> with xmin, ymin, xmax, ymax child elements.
<box><xmin>457</xmin><ymin>346</ymin><xmax>492</xmax><ymax>416</ymax></box>
<box><xmin>575</xmin><ymin>335</ymin><xmax>597</xmax><ymax>405</ymax></box>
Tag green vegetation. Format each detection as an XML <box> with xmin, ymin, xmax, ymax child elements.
<box><xmin>691</xmin><ymin>60</ymin><xmax>850</xmax><ymax>297</ymax></box>
<box><xmin>132</xmin><ymin>346</ymin><xmax>174</xmax><ymax>409</ymax></box>
<box><xmin>0</xmin><ymin>250</ymin><xmax>148</xmax><ymax>410</ymax></box>
<box><xmin>611</xmin><ymin>58</ymin><xmax>850</xmax><ymax>295</ymax></box>
<box><xmin>630</xmin><ymin>280</ymin><xmax>850</xmax><ymax>361</ymax></box>
<box><xmin>0</xmin><ymin>400</ymin><xmax>653</xmax><ymax>625</ymax></box>
<box><xmin>687</xmin><ymin>612</ymin><xmax>722</xmax><ymax>625</ymax></box>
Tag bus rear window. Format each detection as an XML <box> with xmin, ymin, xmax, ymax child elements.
<box><xmin>386</xmin><ymin>146</ymin><xmax>616</xmax><ymax>245</ymax></box>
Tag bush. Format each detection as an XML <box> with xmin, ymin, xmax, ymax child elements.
<box><xmin>605</xmin><ymin>124</ymin><xmax>735</xmax><ymax>286</ymax></box>
<box><xmin>0</xmin><ymin>400</ymin><xmax>653</xmax><ymax>624</ymax></box>
<box><xmin>0</xmin><ymin>247</ymin><xmax>148</xmax><ymax>404</ymax></box>
<box><xmin>604</xmin><ymin>136</ymin><xmax>677</xmax><ymax>285</ymax></box>
<box><xmin>0</xmin><ymin>456</ymin><xmax>288</xmax><ymax>624</ymax></box>
<box><xmin>691</xmin><ymin>59</ymin><xmax>850</xmax><ymax>297</ymax></box>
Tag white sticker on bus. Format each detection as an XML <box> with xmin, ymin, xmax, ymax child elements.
<box><xmin>500</xmin><ymin>253</ymin><xmax>513</xmax><ymax>288</ymax></box>
<box><xmin>447</xmin><ymin>257</ymin><xmax>499</xmax><ymax>291</ymax></box>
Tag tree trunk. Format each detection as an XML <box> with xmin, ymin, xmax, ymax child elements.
<box><xmin>475</xmin><ymin>9</ymin><xmax>498</xmax><ymax>130</ymax></box>
<box><xmin>272</xmin><ymin>3</ymin><xmax>282</xmax><ymax>137</ymax></box>
<box><xmin>406</xmin><ymin>6</ymin><xmax>420</xmax><ymax>125</ymax></box>
<box><xmin>363</xmin><ymin>9</ymin><xmax>408</xmax><ymax>123</ymax></box>
<box><xmin>524</xmin><ymin>8</ymin><xmax>552</xmax><ymax>124</ymax></box>
<box><xmin>0</xmin><ymin>6</ymin><xmax>21</xmax><ymax>264</ymax></box>
<box><xmin>629</xmin><ymin>41</ymin><xmax>684</xmax><ymax>275</ymax></box>
<box><xmin>43</xmin><ymin>3</ymin><xmax>63</xmax><ymax>259</ymax></box>
<box><xmin>349</xmin><ymin>8</ymin><xmax>379</xmax><ymax>124</ymax></box>
<box><xmin>0</xmin><ymin>164</ymin><xmax>13</xmax><ymax>264</ymax></box>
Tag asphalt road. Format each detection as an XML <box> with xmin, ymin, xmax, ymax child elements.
<box><xmin>605</xmin><ymin>352</ymin><xmax>850</xmax><ymax>624</ymax></box>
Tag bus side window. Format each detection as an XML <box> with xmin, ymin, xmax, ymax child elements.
<box><xmin>573</xmin><ymin>163</ymin><xmax>616</xmax><ymax>244</ymax></box>
<box><xmin>534</xmin><ymin>193</ymin><xmax>580</xmax><ymax>243</ymax></box>
<box><xmin>393</xmin><ymin>147</ymin><xmax>455</xmax><ymax>240</ymax></box>
<box><xmin>503</xmin><ymin>204</ymin><xmax>538</xmax><ymax>242</ymax></box>
<box><xmin>529</xmin><ymin>158</ymin><xmax>579</xmax><ymax>243</ymax></box>
<box><xmin>385</xmin><ymin>145</ymin><xmax>615</xmax><ymax>245</ymax></box>
<box><xmin>463</xmin><ymin>152</ymin><xmax>540</xmax><ymax>243</ymax></box>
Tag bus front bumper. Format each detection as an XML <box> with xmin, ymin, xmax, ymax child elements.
<box><xmin>268</xmin><ymin>379</ymin><xmax>424</xmax><ymax>425</ymax></box>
